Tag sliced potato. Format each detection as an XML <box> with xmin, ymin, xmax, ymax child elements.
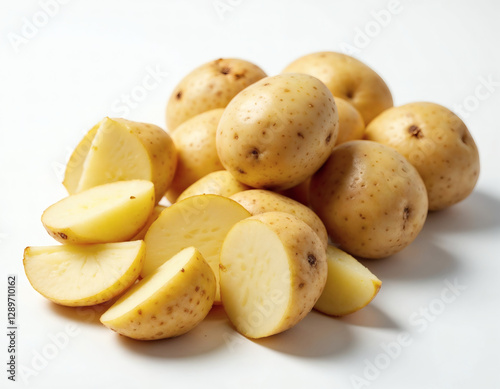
<box><xmin>143</xmin><ymin>194</ymin><xmax>251</xmax><ymax>302</ymax></box>
<box><xmin>131</xmin><ymin>205</ymin><xmax>166</xmax><ymax>240</ymax></box>
<box><xmin>100</xmin><ymin>247</ymin><xmax>215</xmax><ymax>340</ymax></box>
<box><xmin>219</xmin><ymin>212</ymin><xmax>327</xmax><ymax>339</ymax></box>
<box><xmin>23</xmin><ymin>241</ymin><xmax>145</xmax><ymax>306</ymax></box>
<box><xmin>177</xmin><ymin>171</ymin><xmax>250</xmax><ymax>202</ymax></box>
<box><xmin>314</xmin><ymin>245</ymin><xmax>381</xmax><ymax>316</ymax></box>
<box><xmin>42</xmin><ymin>180</ymin><xmax>155</xmax><ymax>244</ymax></box>
<box><xmin>64</xmin><ymin>117</ymin><xmax>176</xmax><ymax>202</ymax></box>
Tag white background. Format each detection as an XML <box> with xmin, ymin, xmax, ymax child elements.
<box><xmin>2</xmin><ymin>0</ymin><xmax>500</xmax><ymax>388</ymax></box>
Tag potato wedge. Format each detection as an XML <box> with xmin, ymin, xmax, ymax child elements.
<box><xmin>42</xmin><ymin>180</ymin><xmax>155</xmax><ymax>244</ymax></box>
<box><xmin>314</xmin><ymin>245</ymin><xmax>381</xmax><ymax>316</ymax></box>
<box><xmin>100</xmin><ymin>247</ymin><xmax>215</xmax><ymax>340</ymax></box>
<box><xmin>23</xmin><ymin>241</ymin><xmax>145</xmax><ymax>306</ymax></box>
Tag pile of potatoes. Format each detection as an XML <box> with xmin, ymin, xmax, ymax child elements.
<box><xmin>24</xmin><ymin>52</ymin><xmax>480</xmax><ymax>341</ymax></box>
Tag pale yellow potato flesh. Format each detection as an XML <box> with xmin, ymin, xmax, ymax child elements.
<box><xmin>42</xmin><ymin>180</ymin><xmax>155</xmax><ymax>244</ymax></box>
<box><xmin>166</xmin><ymin>58</ymin><xmax>267</xmax><ymax>131</ymax></box>
<box><xmin>314</xmin><ymin>245</ymin><xmax>381</xmax><ymax>316</ymax></box>
<box><xmin>101</xmin><ymin>247</ymin><xmax>215</xmax><ymax>340</ymax></box>
<box><xmin>335</xmin><ymin>96</ymin><xmax>365</xmax><ymax>145</ymax></box>
<box><xmin>143</xmin><ymin>194</ymin><xmax>251</xmax><ymax>302</ymax></box>
<box><xmin>166</xmin><ymin>109</ymin><xmax>225</xmax><ymax>202</ymax></box>
<box><xmin>282</xmin><ymin>51</ymin><xmax>393</xmax><ymax>124</ymax></box>
<box><xmin>220</xmin><ymin>212</ymin><xmax>327</xmax><ymax>339</ymax></box>
<box><xmin>23</xmin><ymin>241</ymin><xmax>145</xmax><ymax>306</ymax></box>
<box><xmin>65</xmin><ymin>117</ymin><xmax>176</xmax><ymax>202</ymax></box>
<box><xmin>229</xmin><ymin>189</ymin><xmax>328</xmax><ymax>249</ymax></box>
<box><xmin>130</xmin><ymin>205</ymin><xmax>166</xmax><ymax>241</ymax></box>
<box><xmin>177</xmin><ymin>171</ymin><xmax>250</xmax><ymax>202</ymax></box>
<box><xmin>364</xmin><ymin>102</ymin><xmax>480</xmax><ymax>210</ymax></box>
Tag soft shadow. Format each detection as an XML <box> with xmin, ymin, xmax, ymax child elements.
<box><xmin>254</xmin><ymin>310</ymin><xmax>353</xmax><ymax>357</ymax></box>
<box><xmin>337</xmin><ymin>304</ymin><xmax>400</xmax><ymax>330</ymax></box>
<box><xmin>424</xmin><ymin>190</ymin><xmax>500</xmax><ymax>234</ymax></box>
<box><xmin>359</xmin><ymin>237</ymin><xmax>458</xmax><ymax>280</ymax></box>
<box><xmin>48</xmin><ymin>300</ymin><xmax>114</xmax><ymax>325</ymax></box>
<box><xmin>117</xmin><ymin>305</ymin><xmax>229</xmax><ymax>358</ymax></box>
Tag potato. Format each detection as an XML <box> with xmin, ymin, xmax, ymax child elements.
<box><xmin>310</xmin><ymin>140</ymin><xmax>428</xmax><ymax>258</ymax></box>
<box><xmin>314</xmin><ymin>245</ymin><xmax>381</xmax><ymax>316</ymax></box>
<box><xmin>142</xmin><ymin>195</ymin><xmax>251</xmax><ymax>302</ymax></box>
<box><xmin>23</xmin><ymin>241</ymin><xmax>144</xmax><ymax>307</ymax></box>
<box><xmin>166</xmin><ymin>109</ymin><xmax>225</xmax><ymax>203</ymax></box>
<box><xmin>100</xmin><ymin>247</ymin><xmax>215</xmax><ymax>340</ymax></box>
<box><xmin>282</xmin><ymin>51</ymin><xmax>393</xmax><ymax>124</ymax></box>
<box><xmin>64</xmin><ymin>117</ymin><xmax>176</xmax><ymax>203</ymax></box>
<box><xmin>219</xmin><ymin>212</ymin><xmax>327</xmax><ymax>338</ymax></box>
<box><xmin>335</xmin><ymin>96</ymin><xmax>365</xmax><ymax>145</ymax></box>
<box><xmin>177</xmin><ymin>170</ymin><xmax>250</xmax><ymax>202</ymax></box>
<box><xmin>166</xmin><ymin>58</ymin><xmax>267</xmax><ymax>131</ymax></box>
<box><xmin>131</xmin><ymin>205</ymin><xmax>166</xmax><ymax>240</ymax></box>
<box><xmin>216</xmin><ymin>73</ymin><xmax>339</xmax><ymax>190</ymax></box>
<box><xmin>364</xmin><ymin>102</ymin><xmax>480</xmax><ymax>211</ymax></box>
<box><xmin>229</xmin><ymin>189</ymin><xmax>328</xmax><ymax>249</ymax></box>
<box><xmin>279</xmin><ymin>177</ymin><xmax>312</xmax><ymax>206</ymax></box>
<box><xmin>42</xmin><ymin>180</ymin><xmax>155</xmax><ymax>244</ymax></box>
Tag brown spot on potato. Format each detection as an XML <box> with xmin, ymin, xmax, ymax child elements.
<box><xmin>58</xmin><ymin>232</ymin><xmax>68</xmax><ymax>240</ymax></box>
<box><xmin>307</xmin><ymin>254</ymin><xmax>317</xmax><ymax>267</ymax></box>
<box><xmin>195</xmin><ymin>286</ymin><xmax>200</xmax><ymax>292</ymax></box>
<box><xmin>176</xmin><ymin>91</ymin><xmax>182</xmax><ymax>100</ymax></box>
<box><xmin>130</xmin><ymin>196</ymin><xmax>136</xmax><ymax>199</ymax></box>
<box><xmin>219</xmin><ymin>263</ymin><xmax>227</xmax><ymax>272</ymax></box>
<box><xmin>137</xmin><ymin>309</ymin><xmax>142</xmax><ymax>315</ymax></box>
<box><xmin>220</xmin><ymin>67</ymin><xmax>231</xmax><ymax>75</ymax></box>
<box><xmin>325</xmin><ymin>133</ymin><xmax>332</xmax><ymax>144</ymax></box>
<box><xmin>181</xmin><ymin>268</ymin><xmax>185</xmax><ymax>272</ymax></box>
<box><xmin>237</xmin><ymin>168</ymin><xmax>246</xmax><ymax>174</ymax></box>
<box><xmin>402</xmin><ymin>206</ymin><xmax>410</xmax><ymax>230</ymax></box>
<box><xmin>408</xmin><ymin>125</ymin><xmax>423</xmax><ymax>138</ymax></box>
<box><xmin>249</xmin><ymin>148</ymin><xmax>260</xmax><ymax>159</ymax></box>
<box><xmin>298</xmin><ymin>282</ymin><xmax>305</xmax><ymax>289</ymax></box>
<box><xmin>297</xmin><ymin>132</ymin><xmax>304</xmax><ymax>139</ymax></box>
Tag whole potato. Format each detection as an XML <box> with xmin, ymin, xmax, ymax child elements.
<box><xmin>177</xmin><ymin>171</ymin><xmax>250</xmax><ymax>202</ymax></box>
<box><xmin>335</xmin><ymin>96</ymin><xmax>365</xmax><ymax>145</ymax></box>
<box><xmin>282</xmin><ymin>51</ymin><xmax>393</xmax><ymax>124</ymax></box>
<box><xmin>364</xmin><ymin>102</ymin><xmax>480</xmax><ymax>211</ymax></box>
<box><xmin>166</xmin><ymin>58</ymin><xmax>267</xmax><ymax>131</ymax></box>
<box><xmin>310</xmin><ymin>140</ymin><xmax>428</xmax><ymax>259</ymax></box>
<box><xmin>230</xmin><ymin>189</ymin><xmax>328</xmax><ymax>248</ymax></box>
<box><xmin>216</xmin><ymin>73</ymin><xmax>339</xmax><ymax>191</ymax></box>
<box><xmin>166</xmin><ymin>109</ymin><xmax>225</xmax><ymax>203</ymax></box>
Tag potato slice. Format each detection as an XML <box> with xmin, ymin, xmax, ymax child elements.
<box><xmin>143</xmin><ymin>194</ymin><xmax>250</xmax><ymax>302</ymax></box>
<box><xmin>64</xmin><ymin>117</ymin><xmax>176</xmax><ymax>202</ymax></box>
<box><xmin>23</xmin><ymin>241</ymin><xmax>145</xmax><ymax>306</ymax></box>
<box><xmin>219</xmin><ymin>212</ymin><xmax>327</xmax><ymax>339</ymax></box>
<box><xmin>314</xmin><ymin>245</ymin><xmax>382</xmax><ymax>316</ymax></box>
<box><xmin>177</xmin><ymin>171</ymin><xmax>250</xmax><ymax>202</ymax></box>
<box><xmin>42</xmin><ymin>180</ymin><xmax>155</xmax><ymax>244</ymax></box>
<box><xmin>100</xmin><ymin>247</ymin><xmax>215</xmax><ymax>340</ymax></box>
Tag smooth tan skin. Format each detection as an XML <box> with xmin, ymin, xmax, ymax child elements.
<box><xmin>364</xmin><ymin>102</ymin><xmax>480</xmax><ymax>211</ymax></box>
<box><xmin>166</xmin><ymin>109</ymin><xmax>225</xmax><ymax>203</ymax></box>
<box><xmin>230</xmin><ymin>189</ymin><xmax>328</xmax><ymax>249</ymax></box>
<box><xmin>216</xmin><ymin>73</ymin><xmax>339</xmax><ymax>190</ymax></box>
<box><xmin>282</xmin><ymin>51</ymin><xmax>393</xmax><ymax>124</ymax></box>
<box><xmin>335</xmin><ymin>96</ymin><xmax>365</xmax><ymax>145</ymax></box>
<box><xmin>310</xmin><ymin>140</ymin><xmax>428</xmax><ymax>259</ymax></box>
<box><xmin>166</xmin><ymin>58</ymin><xmax>267</xmax><ymax>131</ymax></box>
<box><xmin>177</xmin><ymin>171</ymin><xmax>250</xmax><ymax>202</ymax></box>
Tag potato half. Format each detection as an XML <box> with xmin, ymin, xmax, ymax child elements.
<box><xmin>100</xmin><ymin>247</ymin><xmax>215</xmax><ymax>340</ymax></box>
<box><xmin>219</xmin><ymin>212</ymin><xmax>327</xmax><ymax>338</ymax></box>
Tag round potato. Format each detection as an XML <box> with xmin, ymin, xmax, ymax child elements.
<box><xmin>230</xmin><ymin>189</ymin><xmax>328</xmax><ymax>249</ymax></box>
<box><xmin>166</xmin><ymin>109</ymin><xmax>225</xmax><ymax>203</ymax></box>
<box><xmin>364</xmin><ymin>102</ymin><xmax>480</xmax><ymax>211</ymax></box>
<box><xmin>310</xmin><ymin>140</ymin><xmax>428</xmax><ymax>259</ymax></box>
<box><xmin>335</xmin><ymin>96</ymin><xmax>365</xmax><ymax>145</ymax></box>
<box><xmin>177</xmin><ymin>171</ymin><xmax>250</xmax><ymax>202</ymax></box>
<box><xmin>216</xmin><ymin>73</ymin><xmax>339</xmax><ymax>191</ymax></box>
<box><xmin>282</xmin><ymin>51</ymin><xmax>393</xmax><ymax>124</ymax></box>
<box><xmin>166</xmin><ymin>58</ymin><xmax>267</xmax><ymax>131</ymax></box>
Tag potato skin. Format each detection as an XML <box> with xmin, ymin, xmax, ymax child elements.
<box><xmin>335</xmin><ymin>97</ymin><xmax>365</xmax><ymax>145</ymax></box>
<box><xmin>364</xmin><ymin>102</ymin><xmax>480</xmax><ymax>211</ymax></box>
<box><xmin>166</xmin><ymin>58</ymin><xmax>267</xmax><ymax>131</ymax></box>
<box><xmin>283</xmin><ymin>51</ymin><xmax>393</xmax><ymax>124</ymax></box>
<box><xmin>166</xmin><ymin>109</ymin><xmax>225</xmax><ymax>202</ymax></box>
<box><xmin>310</xmin><ymin>140</ymin><xmax>428</xmax><ymax>259</ymax></box>
<box><xmin>216</xmin><ymin>73</ymin><xmax>339</xmax><ymax>190</ymax></box>
<box><xmin>230</xmin><ymin>189</ymin><xmax>328</xmax><ymax>249</ymax></box>
<box><xmin>177</xmin><ymin>171</ymin><xmax>250</xmax><ymax>202</ymax></box>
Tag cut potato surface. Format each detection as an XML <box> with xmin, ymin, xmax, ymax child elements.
<box><xmin>143</xmin><ymin>194</ymin><xmax>251</xmax><ymax>302</ymax></box>
<box><xmin>131</xmin><ymin>205</ymin><xmax>166</xmax><ymax>241</ymax></box>
<box><xmin>23</xmin><ymin>241</ymin><xmax>145</xmax><ymax>306</ymax></box>
<box><xmin>42</xmin><ymin>180</ymin><xmax>155</xmax><ymax>244</ymax></box>
<box><xmin>100</xmin><ymin>247</ymin><xmax>215</xmax><ymax>340</ymax></box>
<box><xmin>314</xmin><ymin>245</ymin><xmax>381</xmax><ymax>316</ymax></box>
<box><xmin>220</xmin><ymin>212</ymin><xmax>327</xmax><ymax>338</ymax></box>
